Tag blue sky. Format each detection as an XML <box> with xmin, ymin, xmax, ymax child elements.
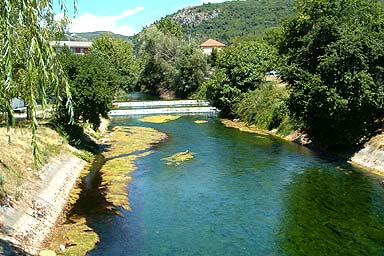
<box><xmin>57</xmin><ymin>0</ymin><xmax>229</xmax><ymax>36</ymax></box>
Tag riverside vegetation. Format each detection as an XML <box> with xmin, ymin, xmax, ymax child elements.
<box><xmin>1</xmin><ymin>0</ymin><xmax>384</xmax><ymax>254</ymax></box>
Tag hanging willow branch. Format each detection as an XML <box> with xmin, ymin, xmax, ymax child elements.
<box><xmin>0</xmin><ymin>0</ymin><xmax>76</xmax><ymax>165</ymax></box>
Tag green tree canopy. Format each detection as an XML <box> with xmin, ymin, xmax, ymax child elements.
<box><xmin>280</xmin><ymin>0</ymin><xmax>384</xmax><ymax>147</ymax></box>
<box><xmin>156</xmin><ymin>17</ymin><xmax>183</xmax><ymax>38</ymax></box>
<box><xmin>57</xmin><ymin>48</ymin><xmax>118</xmax><ymax>129</ymax></box>
<box><xmin>137</xmin><ymin>26</ymin><xmax>207</xmax><ymax>98</ymax></box>
<box><xmin>206</xmin><ymin>41</ymin><xmax>278</xmax><ymax>115</ymax></box>
<box><xmin>92</xmin><ymin>35</ymin><xmax>140</xmax><ymax>92</ymax></box>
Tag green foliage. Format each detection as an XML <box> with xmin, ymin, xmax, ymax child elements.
<box><xmin>137</xmin><ymin>26</ymin><xmax>207</xmax><ymax>98</ymax></box>
<box><xmin>56</xmin><ymin>48</ymin><xmax>117</xmax><ymax>130</ymax></box>
<box><xmin>0</xmin><ymin>0</ymin><xmax>75</xmax><ymax>163</ymax></box>
<box><xmin>171</xmin><ymin>0</ymin><xmax>295</xmax><ymax>44</ymax></box>
<box><xmin>173</xmin><ymin>44</ymin><xmax>207</xmax><ymax>98</ymax></box>
<box><xmin>205</xmin><ymin>41</ymin><xmax>278</xmax><ymax>115</ymax></box>
<box><xmin>206</xmin><ymin>69</ymin><xmax>242</xmax><ymax>116</ymax></box>
<box><xmin>280</xmin><ymin>0</ymin><xmax>384</xmax><ymax>147</ymax></box>
<box><xmin>235</xmin><ymin>83</ymin><xmax>293</xmax><ymax>134</ymax></box>
<box><xmin>156</xmin><ymin>17</ymin><xmax>183</xmax><ymax>38</ymax></box>
<box><xmin>92</xmin><ymin>35</ymin><xmax>140</xmax><ymax>92</ymax></box>
<box><xmin>54</xmin><ymin>121</ymin><xmax>98</xmax><ymax>153</ymax></box>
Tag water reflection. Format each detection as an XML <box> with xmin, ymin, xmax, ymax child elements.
<box><xmin>78</xmin><ymin>115</ymin><xmax>384</xmax><ymax>255</ymax></box>
<box><xmin>279</xmin><ymin>166</ymin><xmax>384</xmax><ymax>255</ymax></box>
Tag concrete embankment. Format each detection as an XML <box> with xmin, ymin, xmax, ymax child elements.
<box><xmin>0</xmin><ymin>151</ymin><xmax>86</xmax><ymax>255</ymax></box>
<box><xmin>350</xmin><ymin>134</ymin><xmax>384</xmax><ymax>174</ymax></box>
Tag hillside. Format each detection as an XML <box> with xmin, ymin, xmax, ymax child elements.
<box><xmin>171</xmin><ymin>0</ymin><xmax>295</xmax><ymax>44</ymax></box>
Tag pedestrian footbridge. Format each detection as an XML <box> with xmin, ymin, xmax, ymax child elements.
<box><xmin>109</xmin><ymin>100</ymin><xmax>219</xmax><ymax>116</ymax></box>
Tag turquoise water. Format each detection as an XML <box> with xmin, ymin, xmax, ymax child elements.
<box><xmin>82</xmin><ymin>115</ymin><xmax>384</xmax><ymax>256</ymax></box>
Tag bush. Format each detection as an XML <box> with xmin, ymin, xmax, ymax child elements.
<box><xmin>235</xmin><ymin>83</ymin><xmax>293</xmax><ymax>135</ymax></box>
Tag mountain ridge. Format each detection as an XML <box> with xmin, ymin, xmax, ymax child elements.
<box><xmin>170</xmin><ymin>0</ymin><xmax>295</xmax><ymax>44</ymax></box>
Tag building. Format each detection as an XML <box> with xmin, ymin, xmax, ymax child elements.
<box><xmin>11</xmin><ymin>98</ymin><xmax>26</xmax><ymax>112</ymax></box>
<box><xmin>50</xmin><ymin>41</ymin><xmax>92</xmax><ymax>54</ymax></box>
<box><xmin>199</xmin><ymin>39</ymin><xmax>225</xmax><ymax>55</ymax></box>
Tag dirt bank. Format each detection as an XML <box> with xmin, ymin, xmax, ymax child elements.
<box><xmin>0</xmin><ymin>150</ymin><xmax>86</xmax><ymax>255</ymax></box>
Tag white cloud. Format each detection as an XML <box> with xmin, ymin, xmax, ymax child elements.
<box><xmin>65</xmin><ymin>6</ymin><xmax>144</xmax><ymax>36</ymax></box>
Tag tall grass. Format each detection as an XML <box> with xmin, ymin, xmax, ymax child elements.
<box><xmin>235</xmin><ymin>82</ymin><xmax>293</xmax><ymax>135</ymax></box>
<box><xmin>0</xmin><ymin>125</ymin><xmax>65</xmax><ymax>202</ymax></box>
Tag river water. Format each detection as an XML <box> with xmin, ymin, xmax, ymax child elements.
<box><xmin>80</xmin><ymin>115</ymin><xmax>384</xmax><ymax>255</ymax></box>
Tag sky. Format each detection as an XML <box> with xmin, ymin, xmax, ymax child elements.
<box><xmin>56</xmin><ymin>0</ymin><xmax>230</xmax><ymax>36</ymax></box>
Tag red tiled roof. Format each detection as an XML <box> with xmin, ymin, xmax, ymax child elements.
<box><xmin>200</xmin><ymin>39</ymin><xmax>225</xmax><ymax>47</ymax></box>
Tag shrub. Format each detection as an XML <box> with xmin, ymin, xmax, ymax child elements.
<box><xmin>235</xmin><ymin>83</ymin><xmax>293</xmax><ymax>135</ymax></box>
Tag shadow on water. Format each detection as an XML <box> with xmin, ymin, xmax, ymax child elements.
<box><xmin>68</xmin><ymin>154</ymin><xmax>117</xmax><ymax>217</ymax></box>
<box><xmin>278</xmin><ymin>166</ymin><xmax>384</xmax><ymax>256</ymax></box>
<box><xmin>0</xmin><ymin>239</ymin><xmax>32</xmax><ymax>256</ymax></box>
<box><xmin>65</xmin><ymin>114</ymin><xmax>384</xmax><ymax>255</ymax></box>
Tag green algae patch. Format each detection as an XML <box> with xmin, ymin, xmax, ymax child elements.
<box><xmin>139</xmin><ymin>115</ymin><xmax>180</xmax><ymax>123</ymax></box>
<box><xmin>100</xmin><ymin>126</ymin><xmax>167</xmax><ymax>210</ymax></box>
<box><xmin>39</xmin><ymin>250</ymin><xmax>56</xmax><ymax>256</ymax></box>
<box><xmin>221</xmin><ymin>119</ymin><xmax>269</xmax><ymax>135</ymax></box>
<box><xmin>194</xmin><ymin>120</ymin><xmax>208</xmax><ymax>124</ymax></box>
<box><xmin>43</xmin><ymin>155</ymin><xmax>104</xmax><ymax>255</ymax></box>
<box><xmin>162</xmin><ymin>150</ymin><xmax>195</xmax><ymax>166</ymax></box>
<box><xmin>45</xmin><ymin>216</ymin><xmax>99</xmax><ymax>256</ymax></box>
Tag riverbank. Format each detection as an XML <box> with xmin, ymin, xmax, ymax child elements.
<box><xmin>221</xmin><ymin>119</ymin><xmax>384</xmax><ymax>176</ymax></box>
<box><xmin>0</xmin><ymin>119</ymin><xmax>110</xmax><ymax>255</ymax></box>
<box><xmin>42</xmin><ymin>123</ymin><xmax>168</xmax><ymax>255</ymax></box>
<box><xmin>0</xmin><ymin>150</ymin><xmax>86</xmax><ymax>255</ymax></box>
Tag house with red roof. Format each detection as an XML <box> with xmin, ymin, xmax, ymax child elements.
<box><xmin>200</xmin><ymin>39</ymin><xmax>225</xmax><ymax>55</ymax></box>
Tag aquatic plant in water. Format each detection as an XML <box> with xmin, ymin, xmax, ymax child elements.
<box><xmin>194</xmin><ymin>120</ymin><xmax>208</xmax><ymax>124</ymax></box>
<box><xmin>139</xmin><ymin>115</ymin><xmax>180</xmax><ymax>123</ymax></box>
<box><xmin>100</xmin><ymin>126</ymin><xmax>167</xmax><ymax>210</ymax></box>
<box><xmin>45</xmin><ymin>216</ymin><xmax>99</xmax><ymax>256</ymax></box>
<box><xmin>161</xmin><ymin>150</ymin><xmax>195</xmax><ymax>166</ymax></box>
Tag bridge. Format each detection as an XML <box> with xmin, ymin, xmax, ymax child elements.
<box><xmin>109</xmin><ymin>100</ymin><xmax>219</xmax><ymax>116</ymax></box>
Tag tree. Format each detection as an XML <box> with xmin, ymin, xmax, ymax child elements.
<box><xmin>156</xmin><ymin>17</ymin><xmax>183</xmax><ymax>38</ymax></box>
<box><xmin>137</xmin><ymin>26</ymin><xmax>207</xmax><ymax>98</ymax></box>
<box><xmin>172</xmin><ymin>44</ymin><xmax>207</xmax><ymax>98</ymax></box>
<box><xmin>280</xmin><ymin>0</ymin><xmax>384</xmax><ymax>147</ymax></box>
<box><xmin>57</xmin><ymin>48</ymin><xmax>118</xmax><ymax>130</ymax></box>
<box><xmin>206</xmin><ymin>41</ymin><xmax>278</xmax><ymax>115</ymax></box>
<box><xmin>0</xmin><ymin>0</ymin><xmax>74</xmax><ymax>160</ymax></box>
<box><xmin>137</xmin><ymin>26</ymin><xmax>179</xmax><ymax>94</ymax></box>
<box><xmin>92</xmin><ymin>35</ymin><xmax>140</xmax><ymax>92</ymax></box>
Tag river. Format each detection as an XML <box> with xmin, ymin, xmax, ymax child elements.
<box><xmin>74</xmin><ymin>114</ymin><xmax>384</xmax><ymax>255</ymax></box>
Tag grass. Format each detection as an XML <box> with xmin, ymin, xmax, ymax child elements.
<box><xmin>0</xmin><ymin>123</ymin><xmax>66</xmax><ymax>203</ymax></box>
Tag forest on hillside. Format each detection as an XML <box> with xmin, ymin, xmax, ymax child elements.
<box><xmin>172</xmin><ymin>0</ymin><xmax>295</xmax><ymax>43</ymax></box>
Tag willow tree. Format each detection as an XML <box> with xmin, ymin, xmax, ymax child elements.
<box><xmin>0</xmin><ymin>0</ymin><xmax>75</xmax><ymax>161</ymax></box>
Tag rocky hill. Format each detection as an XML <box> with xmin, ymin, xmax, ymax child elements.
<box><xmin>171</xmin><ymin>0</ymin><xmax>295</xmax><ymax>44</ymax></box>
